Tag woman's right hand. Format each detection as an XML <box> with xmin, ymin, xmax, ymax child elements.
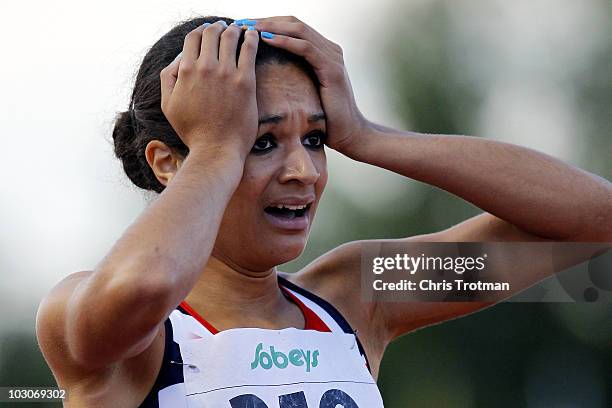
<box><xmin>160</xmin><ymin>21</ymin><xmax>260</xmax><ymax>159</ymax></box>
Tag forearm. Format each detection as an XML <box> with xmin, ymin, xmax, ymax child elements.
<box><xmin>90</xmin><ymin>146</ymin><xmax>244</xmax><ymax>314</ymax></box>
<box><xmin>345</xmin><ymin>123</ymin><xmax>612</xmax><ymax>241</ymax></box>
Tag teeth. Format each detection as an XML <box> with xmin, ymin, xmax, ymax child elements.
<box><xmin>272</xmin><ymin>204</ymin><xmax>308</xmax><ymax>210</ymax></box>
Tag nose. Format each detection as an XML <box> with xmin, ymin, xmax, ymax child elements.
<box><xmin>278</xmin><ymin>144</ymin><xmax>320</xmax><ymax>186</ymax></box>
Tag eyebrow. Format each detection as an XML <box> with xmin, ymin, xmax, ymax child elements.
<box><xmin>258</xmin><ymin>112</ymin><xmax>326</xmax><ymax>125</ymax></box>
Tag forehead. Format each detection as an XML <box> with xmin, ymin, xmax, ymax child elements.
<box><xmin>255</xmin><ymin>63</ymin><xmax>322</xmax><ymax>117</ymax></box>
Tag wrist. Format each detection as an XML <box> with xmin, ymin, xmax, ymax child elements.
<box><xmin>188</xmin><ymin>136</ymin><xmax>251</xmax><ymax>162</ymax></box>
<box><xmin>336</xmin><ymin>118</ymin><xmax>377</xmax><ymax>161</ymax></box>
<box><xmin>185</xmin><ymin>142</ymin><xmax>246</xmax><ymax>182</ymax></box>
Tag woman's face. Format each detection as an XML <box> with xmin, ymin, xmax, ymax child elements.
<box><xmin>212</xmin><ymin>62</ymin><xmax>328</xmax><ymax>271</ymax></box>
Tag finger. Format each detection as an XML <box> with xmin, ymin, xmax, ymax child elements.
<box><xmin>237</xmin><ymin>28</ymin><xmax>260</xmax><ymax>73</ymax></box>
<box><xmin>200</xmin><ymin>21</ymin><xmax>227</xmax><ymax>63</ymax></box>
<box><xmin>218</xmin><ymin>24</ymin><xmax>242</xmax><ymax>67</ymax></box>
<box><xmin>255</xmin><ymin>20</ymin><xmax>338</xmax><ymax>56</ymax></box>
<box><xmin>259</xmin><ymin>33</ymin><xmax>324</xmax><ymax>70</ymax></box>
<box><xmin>254</xmin><ymin>21</ymin><xmax>314</xmax><ymax>41</ymax></box>
<box><xmin>248</xmin><ymin>16</ymin><xmax>302</xmax><ymax>24</ymax></box>
<box><xmin>160</xmin><ymin>54</ymin><xmax>182</xmax><ymax>107</ymax></box>
<box><xmin>182</xmin><ymin>23</ymin><xmax>208</xmax><ymax>63</ymax></box>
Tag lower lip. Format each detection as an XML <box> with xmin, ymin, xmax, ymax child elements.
<box><xmin>263</xmin><ymin>210</ymin><xmax>310</xmax><ymax>231</ymax></box>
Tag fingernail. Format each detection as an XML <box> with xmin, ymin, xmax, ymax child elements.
<box><xmin>202</xmin><ymin>23</ymin><xmax>210</xmax><ymax>28</ymax></box>
<box><xmin>217</xmin><ymin>20</ymin><xmax>228</xmax><ymax>27</ymax></box>
<box><xmin>235</xmin><ymin>19</ymin><xmax>256</xmax><ymax>26</ymax></box>
<box><xmin>261</xmin><ymin>31</ymin><xmax>274</xmax><ymax>39</ymax></box>
<box><xmin>247</xmin><ymin>26</ymin><xmax>256</xmax><ymax>31</ymax></box>
<box><xmin>174</xmin><ymin>51</ymin><xmax>182</xmax><ymax>60</ymax></box>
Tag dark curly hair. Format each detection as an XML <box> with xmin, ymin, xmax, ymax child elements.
<box><xmin>112</xmin><ymin>16</ymin><xmax>319</xmax><ymax>193</ymax></box>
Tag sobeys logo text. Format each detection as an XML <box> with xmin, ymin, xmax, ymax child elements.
<box><xmin>250</xmin><ymin>343</ymin><xmax>320</xmax><ymax>372</ymax></box>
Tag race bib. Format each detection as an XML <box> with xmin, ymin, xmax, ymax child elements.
<box><xmin>178</xmin><ymin>327</ymin><xmax>384</xmax><ymax>407</ymax></box>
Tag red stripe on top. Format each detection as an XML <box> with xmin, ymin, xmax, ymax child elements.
<box><xmin>179</xmin><ymin>285</ymin><xmax>331</xmax><ymax>334</ymax></box>
<box><xmin>280</xmin><ymin>286</ymin><xmax>331</xmax><ymax>332</ymax></box>
<box><xmin>178</xmin><ymin>300</ymin><xmax>220</xmax><ymax>334</ymax></box>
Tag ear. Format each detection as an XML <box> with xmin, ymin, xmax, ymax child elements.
<box><xmin>144</xmin><ymin>140</ymin><xmax>185</xmax><ymax>187</ymax></box>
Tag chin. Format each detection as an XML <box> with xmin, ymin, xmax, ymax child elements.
<box><xmin>266</xmin><ymin>234</ymin><xmax>309</xmax><ymax>266</ymax></box>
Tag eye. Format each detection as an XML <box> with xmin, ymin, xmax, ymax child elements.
<box><xmin>303</xmin><ymin>130</ymin><xmax>327</xmax><ymax>148</ymax></box>
<box><xmin>251</xmin><ymin>134</ymin><xmax>276</xmax><ymax>153</ymax></box>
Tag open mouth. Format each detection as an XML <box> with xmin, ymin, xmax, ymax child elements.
<box><xmin>264</xmin><ymin>203</ymin><xmax>311</xmax><ymax>219</ymax></box>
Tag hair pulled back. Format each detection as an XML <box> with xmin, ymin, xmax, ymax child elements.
<box><xmin>112</xmin><ymin>16</ymin><xmax>318</xmax><ymax>193</ymax></box>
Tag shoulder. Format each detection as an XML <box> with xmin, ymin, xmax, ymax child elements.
<box><xmin>36</xmin><ymin>271</ymin><xmax>166</xmax><ymax>406</ymax></box>
<box><xmin>37</xmin><ymin>271</ymin><xmax>116</xmax><ymax>394</ymax></box>
<box><xmin>36</xmin><ymin>271</ymin><xmax>93</xmax><ymax>376</ymax></box>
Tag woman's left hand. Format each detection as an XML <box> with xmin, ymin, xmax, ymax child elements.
<box><xmin>253</xmin><ymin>16</ymin><xmax>370</xmax><ymax>155</ymax></box>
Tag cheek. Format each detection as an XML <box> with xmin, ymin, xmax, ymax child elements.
<box><xmin>233</xmin><ymin>161</ymin><xmax>275</xmax><ymax>205</ymax></box>
<box><xmin>237</xmin><ymin>175</ymin><xmax>266</xmax><ymax>204</ymax></box>
<box><xmin>317</xmin><ymin>172</ymin><xmax>328</xmax><ymax>197</ymax></box>
<box><xmin>314</xmin><ymin>154</ymin><xmax>328</xmax><ymax>193</ymax></box>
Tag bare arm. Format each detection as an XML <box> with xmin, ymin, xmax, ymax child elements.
<box><xmin>320</xmin><ymin>126</ymin><xmax>611</xmax><ymax>345</ymax></box>
<box><xmin>342</xmin><ymin>123</ymin><xmax>610</xmax><ymax>339</ymax></box>
<box><xmin>36</xmin><ymin>22</ymin><xmax>261</xmax><ymax>369</ymax></box>
<box><xmin>346</xmin><ymin>124</ymin><xmax>612</xmax><ymax>242</ymax></box>
<box><xmin>64</xmin><ymin>148</ymin><xmax>243</xmax><ymax>366</ymax></box>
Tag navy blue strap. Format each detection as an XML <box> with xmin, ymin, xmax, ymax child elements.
<box><xmin>138</xmin><ymin>319</ymin><xmax>184</xmax><ymax>407</ymax></box>
<box><xmin>278</xmin><ymin>275</ymin><xmax>372</xmax><ymax>373</ymax></box>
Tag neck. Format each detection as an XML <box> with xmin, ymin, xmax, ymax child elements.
<box><xmin>184</xmin><ymin>255</ymin><xmax>291</xmax><ymax>330</ymax></box>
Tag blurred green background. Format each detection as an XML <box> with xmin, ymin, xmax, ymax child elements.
<box><xmin>1</xmin><ymin>0</ymin><xmax>611</xmax><ymax>407</ymax></box>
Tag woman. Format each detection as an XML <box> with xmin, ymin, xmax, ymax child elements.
<box><xmin>36</xmin><ymin>15</ymin><xmax>611</xmax><ymax>407</ymax></box>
